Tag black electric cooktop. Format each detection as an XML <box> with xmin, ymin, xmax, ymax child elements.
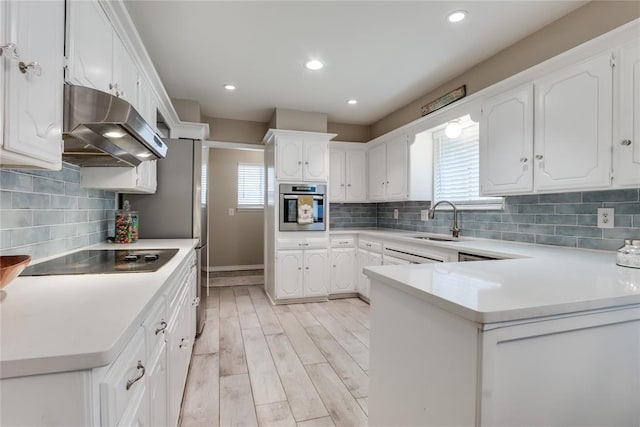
<box><xmin>20</xmin><ymin>249</ymin><xmax>179</xmax><ymax>276</ymax></box>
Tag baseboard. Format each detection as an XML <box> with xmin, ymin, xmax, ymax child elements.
<box><xmin>328</xmin><ymin>292</ymin><xmax>359</xmax><ymax>300</ymax></box>
<box><xmin>208</xmin><ymin>264</ymin><xmax>264</xmax><ymax>272</ymax></box>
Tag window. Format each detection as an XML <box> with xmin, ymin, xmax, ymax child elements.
<box><xmin>431</xmin><ymin>115</ymin><xmax>502</xmax><ymax>208</ymax></box>
<box><xmin>237</xmin><ymin>162</ymin><xmax>264</xmax><ymax>209</ymax></box>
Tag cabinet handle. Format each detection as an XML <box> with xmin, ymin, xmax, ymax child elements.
<box><xmin>341</xmin><ymin>184</ymin><xmax>345</xmax><ymax>187</ymax></box>
<box><xmin>0</xmin><ymin>43</ymin><xmax>19</xmax><ymax>59</ymax></box>
<box><xmin>535</xmin><ymin>154</ymin><xmax>544</xmax><ymax>160</ymax></box>
<box><xmin>298</xmin><ymin>161</ymin><xmax>302</xmax><ymax>165</ymax></box>
<box><xmin>347</xmin><ymin>184</ymin><xmax>351</xmax><ymax>187</ymax></box>
<box><xmin>18</xmin><ymin>61</ymin><xmax>41</xmax><ymax>77</ymax></box>
<box><xmin>333</xmin><ymin>265</ymin><xmax>337</xmax><ymax>268</ymax></box>
<box><xmin>109</xmin><ymin>83</ymin><xmax>115</xmax><ymax>90</ymax></box>
<box><xmin>126</xmin><ymin>361</ymin><xmax>146</xmax><ymax>390</ymax></box>
<box><xmin>366</xmin><ymin>243</ymin><xmax>372</xmax><ymax>247</ymax></box>
<box><xmin>520</xmin><ymin>157</ymin><xmax>528</xmax><ymax>164</ymax></box>
<box><xmin>298</xmin><ymin>267</ymin><xmax>302</xmax><ymax>270</ymax></box>
<box><xmin>155</xmin><ymin>320</ymin><xmax>167</xmax><ymax>335</ymax></box>
<box><xmin>305</xmin><ymin>266</ymin><xmax>309</xmax><ymax>270</ymax></box>
<box><xmin>298</xmin><ymin>243</ymin><xmax>309</xmax><ymax>247</ymax></box>
<box><xmin>621</xmin><ymin>139</ymin><xmax>632</xmax><ymax>146</ymax></box>
<box><xmin>386</xmin><ymin>181</ymin><xmax>389</xmax><ymax>184</ymax></box>
<box><xmin>192</xmin><ymin>296</ymin><xmax>200</xmax><ymax>307</ymax></box>
<box><xmin>305</xmin><ymin>161</ymin><xmax>309</xmax><ymax>165</ymax></box>
<box><xmin>179</xmin><ymin>337</ymin><xmax>190</xmax><ymax>349</ymax></box>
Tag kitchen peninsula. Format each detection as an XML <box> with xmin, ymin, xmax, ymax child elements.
<box><xmin>364</xmin><ymin>239</ymin><xmax>640</xmax><ymax>426</ymax></box>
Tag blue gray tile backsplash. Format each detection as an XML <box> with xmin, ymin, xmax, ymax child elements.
<box><xmin>330</xmin><ymin>189</ymin><xmax>640</xmax><ymax>251</ymax></box>
<box><xmin>0</xmin><ymin>163</ymin><xmax>115</xmax><ymax>259</ymax></box>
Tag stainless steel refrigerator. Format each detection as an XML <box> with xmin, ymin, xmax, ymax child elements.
<box><xmin>125</xmin><ymin>139</ymin><xmax>208</xmax><ymax>337</ymax></box>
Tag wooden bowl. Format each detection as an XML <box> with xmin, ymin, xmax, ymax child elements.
<box><xmin>0</xmin><ymin>255</ymin><xmax>31</xmax><ymax>289</ymax></box>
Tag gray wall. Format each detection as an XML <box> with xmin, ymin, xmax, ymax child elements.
<box><xmin>172</xmin><ymin>98</ymin><xmax>201</xmax><ymax>122</ymax></box>
<box><xmin>209</xmin><ymin>148</ymin><xmax>264</xmax><ymax>268</ymax></box>
<box><xmin>0</xmin><ymin>163</ymin><xmax>116</xmax><ymax>260</ymax></box>
<box><xmin>330</xmin><ymin>189</ymin><xmax>640</xmax><ymax>251</ymax></box>
<box><xmin>204</xmin><ymin>116</ymin><xmax>269</xmax><ymax>144</ymax></box>
<box><xmin>371</xmin><ymin>1</ymin><xmax>640</xmax><ymax>138</ymax></box>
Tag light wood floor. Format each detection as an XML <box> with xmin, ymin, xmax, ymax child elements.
<box><xmin>179</xmin><ymin>285</ymin><xmax>370</xmax><ymax>427</ymax></box>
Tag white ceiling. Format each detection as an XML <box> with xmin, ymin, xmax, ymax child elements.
<box><xmin>124</xmin><ymin>1</ymin><xmax>586</xmax><ymax>125</ymax></box>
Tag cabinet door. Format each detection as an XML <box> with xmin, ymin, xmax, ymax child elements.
<box><xmin>276</xmin><ymin>137</ymin><xmax>303</xmax><ymax>181</ymax></box>
<box><xmin>2</xmin><ymin>0</ymin><xmax>64</xmax><ymax>168</ymax></box>
<box><xmin>303</xmin><ymin>249</ymin><xmax>328</xmax><ymax>297</ymax></box>
<box><xmin>330</xmin><ymin>149</ymin><xmax>346</xmax><ymax>202</ymax></box>
<box><xmin>357</xmin><ymin>249</ymin><xmax>370</xmax><ymax>298</ymax></box>
<box><xmin>385</xmin><ymin>135</ymin><xmax>409</xmax><ymax>200</ymax></box>
<box><xmin>276</xmin><ymin>250</ymin><xmax>304</xmax><ymax>299</ymax></box>
<box><xmin>147</xmin><ymin>346</ymin><xmax>167</xmax><ymax>427</ymax></box>
<box><xmin>346</xmin><ymin>150</ymin><xmax>367</xmax><ymax>202</ymax></box>
<box><xmin>304</xmin><ymin>139</ymin><xmax>329</xmax><ymax>181</ymax></box>
<box><xmin>112</xmin><ymin>33</ymin><xmax>138</xmax><ymax>106</ymax></box>
<box><xmin>534</xmin><ymin>52</ymin><xmax>613</xmax><ymax>192</ymax></box>
<box><xmin>480</xmin><ymin>84</ymin><xmax>534</xmax><ymax>195</ymax></box>
<box><xmin>66</xmin><ymin>0</ymin><xmax>112</xmax><ymax>93</ymax></box>
<box><xmin>331</xmin><ymin>248</ymin><xmax>356</xmax><ymax>293</ymax></box>
<box><xmin>614</xmin><ymin>40</ymin><xmax>640</xmax><ymax>187</ymax></box>
<box><xmin>368</xmin><ymin>144</ymin><xmax>387</xmax><ymax>201</ymax></box>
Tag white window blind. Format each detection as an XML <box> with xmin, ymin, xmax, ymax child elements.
<box><xmin>237</xmin><ymin>162</ymin><xmax>264</xmax><ymax>208</ymax></box>
<box><xmin>433</xmin><ymin>117</ymin><xmax>501</xmax><ymax>206</ymax></box>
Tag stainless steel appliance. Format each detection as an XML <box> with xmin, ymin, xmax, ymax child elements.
<box><xmin>21</xmin><ymin>249</ymin><xmax>179</xmax><ymax>276</ymax></box>
<box><xmin>63</xmin><ymin>84</ymin><xmax>168</xmax><ymax>167</ymax></box>
<box><xmin>279</xmin><ymin>184</ymin><xmax>326</xmax><ymax>231</ymax></box>
<box><xmin>125</xmin><ymin>139</ymin><xmax>208</xmax><ymax>336</ymax></box>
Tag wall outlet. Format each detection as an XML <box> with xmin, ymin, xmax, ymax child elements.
<box><xmin>393</xmin><ymin>208</ymin><xmax>399</xmax><ymax>219</ymax></box>
<box><xmin>228</xmin><ymin>208</ymin><xmax>236</xmax><ymax>216</ymax></box>
<box><xmin>421</xmin><ymin>210</ymin><xmax>429</xmax><ymax>221</ymax></box>
<box><xmin>597</xmin><ymin>207</ymin><xmax>614</xmax><ymax>228</ymax></box>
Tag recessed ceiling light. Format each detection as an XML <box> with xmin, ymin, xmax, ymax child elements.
<box><xmin>224</xmin><ymin>84</ymin><xmax>236</xmax><ymax>91</ymax></box>
<box><xmin>448</xmin><ymin>10</ymin><xmax>467</xmax><ymax>23</ymax></box>
<box><xmin>103</xmin><ymin>131</ymin><xmax>125</xmax><ymax>139</ymax></box>
<box><xmin>347</xmin><ymin>99</ymin><xmax>358</xmax><ymax>105</ymax></box>
<box><xmin>305</xmin><ymin>60</ymin><xmax>324</xmax><ymax>71</ymax></box>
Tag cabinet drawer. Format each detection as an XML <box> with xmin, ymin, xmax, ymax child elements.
<box><xmin>331</xmin><ymin>237</ymin><xmax>355</xmax><ymax>248</ymax></box>
<box><xmin>168</xmin><ymin>256</ymin><xmax>196</xmax><ymax>316</ymax></box>
<box><xmin>143</xmin><ymin>295</ymin><xmax>168</xmax><ymax>360</ymax></box>
<box><xmin>277</xmin><ymin>238</ymin><xmax>328</xmax><ymax>250</ymax></box>
<box><xmin>358</xmin><ymin>239</ymin><xmax>382</xmax><ymax>253</ymax></box>
<box><xmin>100</xmin><ymin>327</ymin><xmax>146</xmax><ymax>426</ymax></box>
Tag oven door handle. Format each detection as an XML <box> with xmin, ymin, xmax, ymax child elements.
<box><xmin>283</xmin><ymin>195</ymin><xmax>324</xmax><ymax>200</ymax></box>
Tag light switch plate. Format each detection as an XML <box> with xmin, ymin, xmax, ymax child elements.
<box><xmin>393</xmin><ymin>209</ymin><xmax>399</xmax><ymax>219</ymax></box>
<box><xmin>597</xmin><ymin>208</ymin><xmax>614</xmax><ymax>228</ymax></box>
<box><xmin>228</xmin><ymin>208</ymin><xmax>235</xmax><ymax>216</ymax></box>
<box><xmin>421</xmin><ymin>210</ymin><xmax>429</xmax><ymax>221</ymax></box>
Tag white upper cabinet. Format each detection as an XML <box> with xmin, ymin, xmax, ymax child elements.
<box><xmin>368</xmin><ymin>143</ymin><xmax>387</xmax><ymax>201</ymax></box>
<box><xmin>66</xmin><ymin>0</ymin><xmax>112</xmax><ymax>93</ymax></box>
<box><xmin>329</xmin><ymin>149</ymin><xmax>346</xmax><ymax>201</ymax></box>
<box><xmin>274</xmin><ymin>132</ymin><xmax>331</xmax><ymax>182</ymax></box>
<box><xmin>385</xmin><ymin>135</ymin><xmax>409</xmax><ymax>200</ymax></box>
<box><xmin>480</xmin><ymin>84</ymin><xmax>534</xmax><ymax>195</ymax></box>
<box><xmin>345</xmin><ymin>150</ymin><xmax>367</xmax><ymax>201</ymax></box>
<box><xmin>614</xmin><ymin>39</ymin><xmax>640</xmax><ymax>187</ymax></box>
<box><xmin>329</xmin><ymin>146</ymin><xmax>367</xmax><ymax>203</ymax></box>
<box><xmin>66</xmin><ymin>0</ymin><xmax>138</xmax><ymax>107</ymax></box>
<box><xmin>304</xmin><ymin>139</ymin><xmax>329</xmax><ymax>181</ymax></box>
<box><xmin>1</xmin><ymin>0</ymin><xmax>64</xmax><ymax>170</ymax></box>
<box><xmin>533</xmin><ymin>51</ymin><xmax>613</xmax><ymax>192</ymax></box>
<box><xmin>112</xmin><ymin>34</ymin><xmax>138</xmax><ymax>106</ymax></box>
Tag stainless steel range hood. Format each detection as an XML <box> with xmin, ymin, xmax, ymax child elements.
<box><xmin>63</xmin><ymin>84</ymin><xmax>168</xmax><ymax>167</ymax></box>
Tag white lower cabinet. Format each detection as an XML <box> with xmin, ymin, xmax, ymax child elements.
<box><xmin>330</xmin><ymin>247</ymin><xmax>356</xmax><ymax>294</ymax></box>
<box><xmin>357</xmin><ymin>248</ymin><xmax>382</xmax><ymax>299</ymax></box>
<box><xmin>276</xmin><ymin>247</ymin><xmax>328</xmax><ymax>300</ymax></box>
<box><xmin>0</xmin><ymin>250</ymin><xmax>197</xmax><ymax>427</ymax></box>
<box><xmin>369</xmin><ymin>283</ymin><xmax>640</xmax><ymax>426</ymax></box>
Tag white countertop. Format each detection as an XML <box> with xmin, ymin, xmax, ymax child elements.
<box><xmin>348</xmin><ymin>228</ymin><xmax>640</xmax><ymax>324</ymax></box>
<box><xmin>0</xmin><ymin>239</ymin><xmax>198</xmax><ymax>379</ymax></box>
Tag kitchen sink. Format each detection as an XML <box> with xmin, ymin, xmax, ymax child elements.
<box><xmin>412</xmin><ymin>236</ymin><xmax>457</xmax><ymax>242</ymax></box>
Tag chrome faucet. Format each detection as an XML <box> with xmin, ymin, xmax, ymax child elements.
<box><xmin>428</xmin><ymin>200</ymin><xmax>460</xmax><ymax>238</ymax></box>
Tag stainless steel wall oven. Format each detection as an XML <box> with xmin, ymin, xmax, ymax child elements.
<box><xmin>279</xmin><ymin>184</ymin><xmax>326</xmax><ymax>231</ymax></box>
